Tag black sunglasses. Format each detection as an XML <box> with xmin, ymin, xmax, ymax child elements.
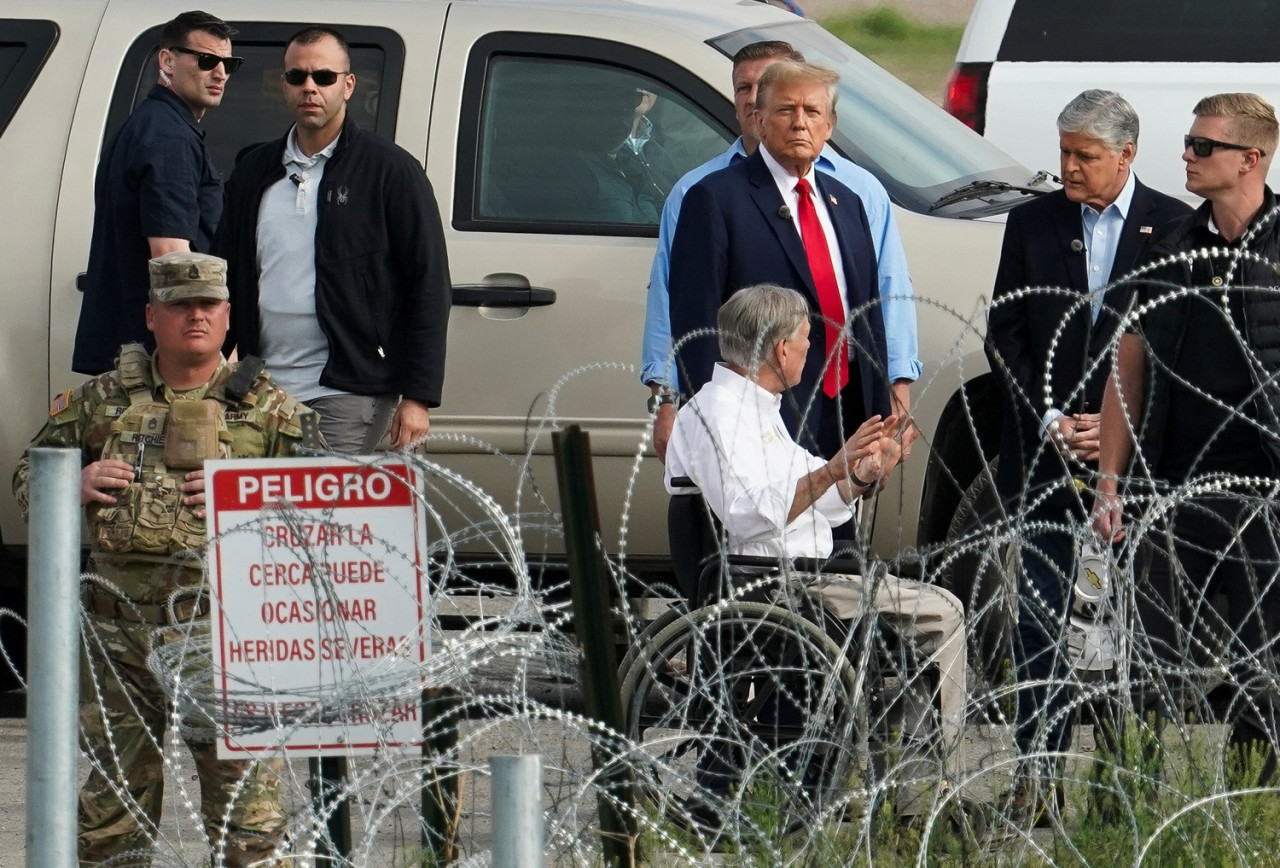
<box><xmin>283</xmin><ymin>68</ymin><xmax>349</xmax><ymax>87</ymax></box>
<box><xmin>1184</xmin><ymin>134</ymin><xmax>1267</xmax><ymax>158</ymax></box>
<box><xmin>168</xmin><ymin>45</ymin><xmax>243</xmax><ymax>74</ymax></box>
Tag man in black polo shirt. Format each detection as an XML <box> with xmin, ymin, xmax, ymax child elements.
<box><xmin>1094</xmin><ymin>92</ymin><xmax>1280</xmax><ymax>780</ymax></box>
<box><xmin>73</xmin><ymin>10</ymin><xmax>240</xmax><ymax>374</ymax></box>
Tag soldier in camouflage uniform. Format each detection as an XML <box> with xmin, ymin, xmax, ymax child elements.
<box><xmin>14</xmin><ymin>252</ymin><xmax>320</xmax><ymax>866</ymax></box>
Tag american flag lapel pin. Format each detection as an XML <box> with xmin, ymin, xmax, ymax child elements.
<box><xmin>1139</xmin><ymin>225</ymin><xmax>1153</xmax><ymax>234</ymax></box>
<box><xmin>828</xmin><ymin>193</ymin><xmax>838</xmax><ymax>206</ymax></box>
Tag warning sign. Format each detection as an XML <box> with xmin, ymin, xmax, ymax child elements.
<box><xmin>206</xmin><ymin>457</ymin><xmax>430</xmax><ymax>758</ymax></box>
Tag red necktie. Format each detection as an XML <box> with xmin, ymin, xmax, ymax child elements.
<box><xmin>794</xmin><ymin>178</ymin><xmax>848</xmax><ymax>398</ymax></box>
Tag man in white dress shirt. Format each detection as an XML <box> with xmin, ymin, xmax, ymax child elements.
<box><xmin>666</xmin><ymin>283</ymin><xmax>967</xmax><ymax>801</ymax></box>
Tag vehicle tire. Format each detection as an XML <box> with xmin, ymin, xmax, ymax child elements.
<box><xmin>935</xmin><ymin>458</ymin><xmax>1017</xmax><ymax>694</ymax></box>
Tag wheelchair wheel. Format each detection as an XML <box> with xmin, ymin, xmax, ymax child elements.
<box><xmin>617</xmin><ymin>602</ymin><xmax>687</xmax><ymax>688</ymax></box>
<box><xmin>620</xmin><ymin>599</ymin><xmax>866</xmax><ymax>832</ymax></box>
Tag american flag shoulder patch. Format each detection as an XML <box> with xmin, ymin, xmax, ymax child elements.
<box><xmin>49</xmin><ymin>389</ymin><xmax>73</xmax><ymax>417</ymax></box>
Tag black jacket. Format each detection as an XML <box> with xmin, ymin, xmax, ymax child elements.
<box><xmin>215</xmin><ymin>119</ymin><xmax>451</xmax><ymax>406</ymax></box>
<box><xmin>75</xmin><ymin>85</ymin><xmax>224</xmax><ymax>374</ymax></box>
<box><xmin>1127</xmin><ymin>187</ymin><xmax>1280</xmax><ymax>476</ymax></box>
<box><xmin>986</xmin><ymin>180</ymin><xmax>1190</xmax><ymax>504</ymax></box>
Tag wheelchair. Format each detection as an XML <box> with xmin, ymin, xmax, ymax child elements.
<box><xmin>618</xmin><ymin>479</ymin><xmax>959</xmax><ymax>840</ymax></box>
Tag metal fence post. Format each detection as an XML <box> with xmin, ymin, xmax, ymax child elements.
<box><xmin>310</xmin><ymin>755</ymin><xmax>352</xmax><ymax>862</ymax></box>
<box><xmin>491</xmin><ymin>755</ymin><xmax>543</xmax><ymax>868</ymax></box>
<box><xmin>552</xmin><ymin>426</ymin><xmax>637</xmax><ymax>866</ymax></box>
<box><xmin>25</xmin><ymin>448</ymin><xmax>82</xmax><ymax>866</ymax></box>
<box><xmin>421</xmin><ymin>686</ymin><xmax>460</xmax><ymax>864</ymax></box>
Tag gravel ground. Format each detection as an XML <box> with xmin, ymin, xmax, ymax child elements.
<box><xmin>0</xmin><ymin>707</ymin><xmax>1023</xmax><ymax>865</ymax></box>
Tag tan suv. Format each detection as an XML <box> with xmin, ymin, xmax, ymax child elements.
<box><xmin>0</xmin><ymin>0</ymin><xmax>1044</xmax><ymax>608</ymax></box>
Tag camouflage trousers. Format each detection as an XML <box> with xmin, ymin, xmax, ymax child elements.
<box><xmin>79</xmin><ymin>574</ymin><xmax>288</xmax><ymax>866</ymax></box>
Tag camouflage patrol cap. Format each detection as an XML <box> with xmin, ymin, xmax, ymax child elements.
<box><xmin>148</xmin><ymin>252</ymin><xmax>230</xmax><ymax>303</ymax></box>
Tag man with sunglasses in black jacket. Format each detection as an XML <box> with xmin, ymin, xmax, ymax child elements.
<box><xmin>1095</xmin><ymin>92</ymin><xmax>1280</xmax><ymax>786</ymax></box>
<box><xmin>216</xmin><ymin>25</ymin><xmax>451</xmax><ymax>455</ymax></box>
<box><xmin>74</xmin><ymin>10</ymin><xmax>241</xmax><ymax>375</ymax></box>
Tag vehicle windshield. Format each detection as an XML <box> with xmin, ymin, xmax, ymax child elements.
<box><xmin>711</xmin><ymin>21</ymin><xmax>1048</xmax><ymax>216</ymax></box>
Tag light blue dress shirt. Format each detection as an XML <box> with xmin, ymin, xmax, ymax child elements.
<box><xmin>1039</xmin><ymin>170</ymin><xmax>1135</xmax><ymax>437</ymax></box>
<box><xmin>1081</xmin><ymin>170</ymin><xmax>1135</xmax><ymax>321</ymax></box>
<box><xmin>641</xmin><ymin>137</ymin><xmax>921</xmax><ymax>391</ymax></box>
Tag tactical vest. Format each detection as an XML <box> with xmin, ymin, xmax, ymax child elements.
<box><xmin>92</xmin><ymin>344</ymin><xmax>260</xmax><ymax>555</ymax></box>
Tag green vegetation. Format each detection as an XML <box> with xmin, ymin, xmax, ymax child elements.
<box><xmin>641</xmin><ymin>718</ymin><xmax>1280</xmax><ymax>865</ymax></box>
<box><xmin>821</xmin><ymin>6</ymin><xmax>963</xmax><ymax>105</ymax></box>
<box><xmin>1056</xmin><ymin>727</ymin><xmax>1280</xmax><ymax>868</ymax></box>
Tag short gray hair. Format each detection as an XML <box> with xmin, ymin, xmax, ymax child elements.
<box><xmin>1057</xmin><ymin>90</ymin><xmax>1139</xmax><ymax>152</ymax></box>
<box><xmin>717</xmin><ymin>284</ymin><xmax>809</xmax><ymax>369</ymax></box>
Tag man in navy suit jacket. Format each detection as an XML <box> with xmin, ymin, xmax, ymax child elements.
<box><xmin>986</xmin><ymin>90</ymin><xmax>1190</xmax><ymax>820</ymax></box>
<box><xmin>668</xmin><ymin>61</ymin><xmax>895</xmax><ymax>459</ymax></box>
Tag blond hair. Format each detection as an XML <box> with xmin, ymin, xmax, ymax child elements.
<box><xmin>1194</xmin><ymin>92</ymin><xmax>1279</xmax><ymax>156</ymax></box>
<box><xmin>755</xmin><ymin>61</ymin><xmax>839</xmax><ymax>117</ymax></box>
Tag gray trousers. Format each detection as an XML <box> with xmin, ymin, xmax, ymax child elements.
<box><xmin>307</xmin><ymin>394</ymin><xmax>398</xmax><ymax>454</ymax></box>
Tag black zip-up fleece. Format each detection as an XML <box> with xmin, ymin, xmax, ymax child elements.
<box><xmin>217</xmin><ymin>118</ymin><xmax>451</xmax><ymax>406</ymax></box>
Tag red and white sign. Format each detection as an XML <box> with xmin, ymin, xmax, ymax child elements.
<box><xmin>206</xmin><ymin>457</ymin><xmax>430</xmax><ymax>758</ymax></box>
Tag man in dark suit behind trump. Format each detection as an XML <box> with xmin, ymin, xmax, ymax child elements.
<box><xmin>986</xmin><ymin>89</ymin><xmax>1190</xmax><ymax>822</ymax></box>
<box><xmin>668</xmin><ymin>61</ymin><xmax>903</xmax><ymax>462</ymax></box>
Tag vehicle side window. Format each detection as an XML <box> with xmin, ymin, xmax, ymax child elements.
<box><xmin>456</xmin><ymin>35</ymin><xmax>736</xmax><ymax>237</ymax></box>
<box><xmin>104</xmin><ymin>24</ymin><xmax>404</xmax><ymax>179</ymax></box>
<box><xmin>0</xmin><ymin>20</ymin><xmax>59</xmax><ymax>139</ymax></box>
<box><xmin>1000</xmin><ymin>0</ymin><xmax>1280</xmax><ymax>62</ymax></box>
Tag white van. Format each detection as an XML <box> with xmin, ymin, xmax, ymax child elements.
<box><xmin>945</xmin><ymin>0</ymin><xmax>1280</xmax><ymax>199</ymax></box>
<box><xmin>0</xmin><ymin>0</ymin><xmax>1043</xmax><ymax>613</ymax></box>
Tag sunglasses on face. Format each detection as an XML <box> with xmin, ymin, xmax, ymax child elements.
<box><xmin>283</xmin><ymin>68</ymin><xmax>349</xmax><ymax>87</ymax></box>
<box><xmin>1184</xmin><ymin>135</ymin><xmax>1267</xmax><ymax>158</ymax></box>
<box><xmin>168</xmin><ymin>45</ymin><xmax>243</xmax><ymax>74</ymax></box>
